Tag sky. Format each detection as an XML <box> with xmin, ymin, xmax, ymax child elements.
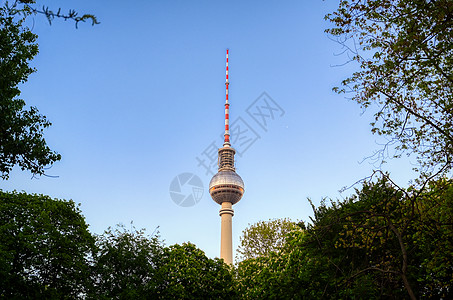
<box><xmin>1</xmin><ymin>0</ymin><xmax>418</xmax><ymax>260</ymax></box>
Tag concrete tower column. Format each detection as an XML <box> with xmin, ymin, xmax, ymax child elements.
<box><xmin>219</xmin><ymin>202</ymin><xmax>234</xmax><ymax>264</ymax></box>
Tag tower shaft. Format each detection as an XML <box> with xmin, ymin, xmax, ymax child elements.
<box><xmin>219</xmin><ymin>202</ymin><xmax>234</xmax><ymax>265</ymax></box>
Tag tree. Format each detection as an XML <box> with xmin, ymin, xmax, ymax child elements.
<box><xmin>323</xmin><ymin>178</ymin><xmax>415</xmax><ymax>299</ymax></box>
<box><xmin>0</xmin><ymin>4</ymin><xmax>60</xmax><ymax>179</ymax></box>
<box><xmin>236</xmin><ymin>213</ymin><xmax>369</xmax><ymax>299</ymax></box>
<box><xmin>323</xmin><ymin>176</ymin><xmax>452</xmax><ymax>299</ymax></box>
<box><xmin>90</xmin><ymin>229</ymin><xmax>235</xmax><ymax>299</ymax></box>
<box><xmin>235</xmin><ymin>221</ymin><xmax>314</xmax><ymax>299</ymax></box>
<box><xmin>157</xmin><ymin>243</ymin><xmax>235</xmax><ymax>299</ymax></box>
<box><xmin>406</xmin><ymin>178</ymin><xmax>453</xmax><ymax>298</ymax></box>
<box><xmin>324</xmin><ymin>3</ymin><xmax>453</xmax><ymax>296</ymax></box>
<box><xmin>89</xmin><ymin>224</ymin><xmax>163</xmax><ymax>299</ymax></box>
<box><xmin>235</xmin><ymin>178</ymin><xmax>453</xmax><ymax>299</ymax></box>
<box><xmin>236</xmin><ymin>218</ymin><xmax>298</xmax><ymax>262</ymax></box>
<box><xmin>0</xmin><ymin>190</ymin><xmax>95</xmax><ymax>298</ymax></box>
<box><xmin>326</xmin><ymin>0</ymin><xmax>453</xmax><ymax>179</ymax></box>
<box><xmin>305</xmin><ymin>177</ymin><xmax>452</xmax><ymax>299</ymax></box>
<box><xmin>0</xmin><ymin>1</ymin><xmax>98</xmax><ymax>179</ymax></box>
<box><xmin>234</xmin><ymin>218</ymin><xmax>300</xmax><ymax>297</ymax></box>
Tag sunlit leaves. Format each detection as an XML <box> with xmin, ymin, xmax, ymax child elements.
<box><xmin>236</xmin><ymin>218</ymin><xmax>298</xmax><ymax>262</ymax></box>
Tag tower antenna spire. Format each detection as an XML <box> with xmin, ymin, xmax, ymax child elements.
<box><xmin>224</xmin><ymin>49</ymin><xmax>230</xmax><ymax>147</ymax></box>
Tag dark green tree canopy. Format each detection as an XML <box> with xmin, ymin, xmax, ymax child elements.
<box><xmin>0</xmin><ymin>190</ymin><xmax>95</xmax><ymax>298</ymax></box>
<box><xmin>89</xmin><ymin>226</ymin><xmax>235</xmax><ymax>299</ymax></box>
<box><xmin>89</xmin><ymin>224</ymin><xmax>163</xmax><ymax>299</ymax></box>
<box><xmin>326</xmin><ymin>0</ymin><xmax>453</xmax><ymax>179</ymax></box>
<box><xmin>1</xmin><ymin>191</ymin><xmax>236</xmax><ymax>299</ymax></box>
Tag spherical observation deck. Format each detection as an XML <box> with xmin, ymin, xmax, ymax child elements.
<box><xmin>209</xmin><ymin>170</ymin><xmax>244</xmax><ymax>205</ymax></box>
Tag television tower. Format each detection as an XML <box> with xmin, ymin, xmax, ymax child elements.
<box><xmin>209</xmin><ymin>49</ymin><xmax>245</xmax><ymax>265</ymax></box>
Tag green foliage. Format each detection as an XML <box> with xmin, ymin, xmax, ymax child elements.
<box><xmin>0</xmin><ymin>1</ymin><xmax>98</xmax><ymax>179</ymax></box>
<box><xmin>315</xmin><ymin>178</ymin><xmax>452</xmax><ymax>299</ymax></box>
<box><xmin>234</xmin><ymin>178</ymin><xmax>453</xmax><ymax>299</ymax></box>
<box><xmin>157</xmin><ymin>243</ymin><xmax>235</xmax><ymax>299</ymax></box>
<box><xmin>1</xmin><ymin>191</ymin><xmax>236</xmax><ymax>299</ymax></box>
<box><xmin>308</xmin><ymin>179</ymin><xmax>411</xmax><ymax>298</ymax></box>
<box><xmin>409</xmin><ymin>179</ymin><xmax>453</xmax><ymax>298</ymax></box>
<box><xmin>236</xmin><ymin>218</ymin><xmax>298</xmax><ymax>262</ymax></box>
<box><xmin>89</xmin><ymin>224</ymin><xmax>163</xmax><ymax>299</ymax></box>
<box><xmin>0</xmin><ymin>4</ymin><xmax>61</xmax><ymax>179</ymax></box>
<box><xmin>0</xmin><ymin>190</ymin><xmax>95</xmax><ymax>298</ymax></box>
<box><xmin>90</xmin><ymin>228</ymin><xmax>235</xmax><ymax>299</ymax></box>
<box><xmin>3</xmin><ymin>185</ymin><xmax>447</xmax><ymax>299</ymax></box>
<box><xmin>324</xmin><ymin>2</ymin><xmax>453</xmax><ymax>296</ymax></box>
<box><xmin>326</xmin><ymin>0</ymin><xmax>453</xmax><ymax>178</ymax></box>
<box><xmin>235</xmin><ymin>224</ymin><xmax>313</xmax><ymax>299</ymax></box>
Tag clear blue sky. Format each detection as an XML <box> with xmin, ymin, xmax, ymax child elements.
<box><xmin>1</xmin><ymin>0</ymin><xmax>417</xmax><ymax>259</ymax></box>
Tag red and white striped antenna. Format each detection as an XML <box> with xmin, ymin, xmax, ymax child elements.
<box><xmin>224</xmin><ymin>49</ymin><xmax>230</xmax><ymax>146</ymax></box>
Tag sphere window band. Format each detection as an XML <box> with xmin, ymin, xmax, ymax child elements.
<box><xmin>209</xmin><ymin>185</ymin><xmax>244</xmax><ymax>192</ymax></box>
